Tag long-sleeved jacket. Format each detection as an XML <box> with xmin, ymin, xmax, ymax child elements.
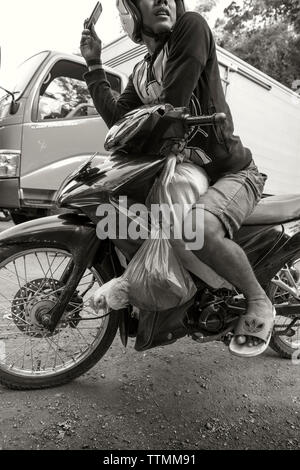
<box><xmin>84</xmin><ymin>12</ymin><xmax>252</xmax><ymax>182</ymax></box>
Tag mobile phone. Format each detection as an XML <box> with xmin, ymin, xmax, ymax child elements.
<box><xmin>84</xmin><ymin>2</ymin><xmax>103</xmax><ymax>30</ymax></box>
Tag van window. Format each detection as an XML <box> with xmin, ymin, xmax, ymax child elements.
<box><xmin>36</xmin><ymin>60</ymin><xmax>121</xmax><ymax>121</ymax></box>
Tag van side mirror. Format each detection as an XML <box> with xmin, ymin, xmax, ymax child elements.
<box><xmin>10</xmin><ymin>101</ymin><xmax>20</xmax><ymax>115</ymax></box>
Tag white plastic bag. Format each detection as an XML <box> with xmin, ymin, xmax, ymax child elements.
<box><xmin>91</xmin><ymin>230</ymin><xmax>197</xmax><ymax>312</ymax></box>
<box><xmin>147</xmin><ymin>155</ymin><xmax>231</xmax><ymax>289</ymax></box>
<box><xmin>146</xmin><ymin>154</ymin><xmax>209</xmax><ymax>238</ymax></box>
<box><xmin>123</xmin><ymin>227</ymin><xmax>197</xmax><ymax>311</ymax></box>
<box><xmin>91</xmin><ymin>156</ymin><xmax>198</xmax><ymax>312</ymax></box>
<box><xmin>147</xmin><ymin>155</ymin><xmax>209</xmax><ymax>206</ymax></box>
<box><xmin>91</xmin><ymin>154</ymin><xmax>229</xmax><ymax>313</ymax></box>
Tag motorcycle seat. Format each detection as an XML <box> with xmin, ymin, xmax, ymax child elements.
<box><xmin>244</xmin><ymin>194</ymin><xmax>300</xmax><ymax>225</ymax></box>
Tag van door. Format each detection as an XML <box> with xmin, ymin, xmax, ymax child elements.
<box><xmin>20</xmin><ymin>58</ymin><xmax>122</xmax><ymax>208</ymax></box>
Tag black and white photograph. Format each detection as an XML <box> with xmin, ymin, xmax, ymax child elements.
<box><xmin>0</xmin><ymin>0</ymin><xmax>299</xmax><ymax>456</ymax></box>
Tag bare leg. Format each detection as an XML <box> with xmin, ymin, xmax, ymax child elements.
<box><xmin>185</xmin><ymin>209</ymin><xmax>273</xmax><ymax>346</ymax></box>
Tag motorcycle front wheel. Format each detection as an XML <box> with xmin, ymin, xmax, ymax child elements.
<box><xmin>268</xmin><ymin>256</ymin><xmax>300</xmax><ymax>359</ymax></box>
<box><xmin>0</xmin><ymin>243</ymin><xmax>119</xmax><ymax>389</ymax></box>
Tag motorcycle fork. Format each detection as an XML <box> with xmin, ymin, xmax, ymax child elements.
<box><xmin>269</xmin><ymin>262</ymin><xmax>300</xmax><ymax>336</ymax></box>
<box><xmin>41</xmin><ymin>239</ymin><xmax>102</xmax><ymax>333</ymax></box>
<box><xmin>271</xmin><ymin>263</ymin><xmax>300</xmax><ymax>302</ymax></box>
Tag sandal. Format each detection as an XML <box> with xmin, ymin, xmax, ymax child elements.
<box><xmin>229</xmin><ymin>307</ymin><xmax>276</xmax><ymax>357</ymax></box>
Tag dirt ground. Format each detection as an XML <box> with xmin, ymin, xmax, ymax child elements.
<box><xmin>0</xmin><ymin>336</ymin><xmax>300</xmax><ymax>451</ymax></box>
<box><xmin>0</xmin><ymin>219</ymin><xmax>299</xmax><ymax>451</ymax></box>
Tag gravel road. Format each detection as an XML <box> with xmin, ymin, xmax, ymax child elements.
<box><xmin>0</xmin><ymin>219</ymin><xmax>299</xmax><ymax>451</ymax></box>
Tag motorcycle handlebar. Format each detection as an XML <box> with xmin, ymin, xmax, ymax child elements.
<box><xmin>185</xmin><ymin>112</ymin><xmax>227</xmax><ymax>127</ymax></box>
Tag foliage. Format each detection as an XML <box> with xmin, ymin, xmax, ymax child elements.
<box><xmin>195</xmin><ymin>0</ymin><xmax>217</xmax><ymax>18</ymax></box>
<box><xmin>195</xmin><ymin>0</ymin><xmax>300</xmax><ymax>88</ymax></box>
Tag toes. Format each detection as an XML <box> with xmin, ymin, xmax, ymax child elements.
<box><xmin>234</xmin><ymin>335</ymin><xmax>264</xmax><ymax>348</ymax></box>
<box><xmin>247</xmin><ymin>337</ymin><xmax>263</xmax><ymax>347</ymax></box>
<box><xmin>236</xmin><ymin>335</ymin><xmax>247</xmax><ymax>345</ymax></box>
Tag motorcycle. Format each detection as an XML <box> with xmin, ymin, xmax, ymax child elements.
<box><xmin>0</xmin><ymin>106</ymin><xmax>299</xmax><ymax>390</ymax></box>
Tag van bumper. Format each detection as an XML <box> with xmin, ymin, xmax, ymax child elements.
<box><xmin>0</xmin><ymin>178</ymin><xmax>20</xmax><ymax>208</ymax></box>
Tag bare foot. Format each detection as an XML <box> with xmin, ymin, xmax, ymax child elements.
<box><xmin>235</xmin><ymin>296</ymin><xmax>273</xmax><ymax>347</ymax></box>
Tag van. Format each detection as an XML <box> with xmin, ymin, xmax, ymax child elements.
<box><xmin>0</xmin><ymin>50</ymin><xmax>126</xmax><ymax>223</ymax></box>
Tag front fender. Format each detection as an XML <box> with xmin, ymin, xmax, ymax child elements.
<box><xmin>20</xmin><ymin>153</ymin><xmax>109</xmax><ymax>191</ymax></box>
<box><xmin>0</xmin><ymin>211</ymin><xmax>124</xmax><ymax>278</ymax></box>
<box><xmin>0</xmin><ymin>212</ymin><xmax>100</xmax><ymax>266</ymax></box>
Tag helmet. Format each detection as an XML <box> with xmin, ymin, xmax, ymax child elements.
<box><xmin>116</xmin><ymin>0</ymin><xmax>186</xmax><ymax>44</ymax></box>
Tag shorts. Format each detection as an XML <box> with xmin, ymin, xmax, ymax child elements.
<box><xmin>194</xmin><ymin>160</ymin><xmax>267</xmax><ymax>239</ymax></box>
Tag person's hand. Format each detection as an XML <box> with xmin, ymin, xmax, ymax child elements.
<box><xmin>161</xmin><ymin>135</ymin><xmax>190</xmax><ymax>163</ymax></box>
<box><xmin>80</xmin><ymin>23</ymin><xmax>102</xmax><ymax>63</ymax></box>
<box><xmin>171</xmin><ymin>140</ymin><xmax>186</xmax><ymax>163</ymax></box>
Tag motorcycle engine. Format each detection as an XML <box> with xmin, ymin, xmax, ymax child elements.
<box><xmin>186</xmin><ymin>289</ymin><xmax>233</xmax><ymax>335</ymax></box>
<box><xmin>197</xmin><ymin>304</ymin><xmax>226</xmax><ymax>333</ymax></box>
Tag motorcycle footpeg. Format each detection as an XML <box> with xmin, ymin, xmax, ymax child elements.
<box><xmin>192</xmin><ymin>329</ymin><xmax>233</xmax><ymax>344</ymax></box>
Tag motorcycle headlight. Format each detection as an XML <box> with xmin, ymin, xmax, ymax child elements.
<box><xmin>0</xmin><ymin>151</ymin><xmax>20</xmax><ymax>178</ymax></box>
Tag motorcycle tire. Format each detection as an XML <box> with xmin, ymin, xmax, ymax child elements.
<box><xmin>267</xmin><ymin>254</ymin><xmax>300</xmax><ymax>359</ymax></box>
<box><xmin>0</xmin><ymin>242</ymin><xmax>119</xmax><ymax>390</ymax></box>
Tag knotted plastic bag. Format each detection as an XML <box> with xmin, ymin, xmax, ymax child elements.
<box><xmin>91</xmin><ymin>228</ymin><xmax>197</xmax><ymax>312</ymax></box>
<box><xmin>124</xmin><ymin>228</ymin><xmax>197</xmax><ymax>311</ymax></box>
<box><xmin>146</xmin><ymin>154</ymin><xmax>231</xmax><ymax>289</ymax></box>
<box><xmin>146</xmin><ymin>153</ymin><xmax>209</xmax><ymax>238</ymax></box>
<box><xmin>91</xmin><ymin>154</ymin><xmax>198</xmax><ymax>313</ymax></box>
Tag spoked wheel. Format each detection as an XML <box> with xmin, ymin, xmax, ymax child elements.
<box><xmin>0</xmin><ymin>244</ymin><xmax>119</xmax><ymax>389</ymax></box>
<box><xmin>268</xmin><ymin>257</ymin><xmax>300</xmax><ymax>359</ymax></box>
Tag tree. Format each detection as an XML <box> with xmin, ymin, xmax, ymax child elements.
<box><xmin>195</xmin><ymin>0</ymin><xmax>217</xmax><ymax>19</ymax></box>
<box><xmin>197</xmin><ymin>0</ymin><xmax>300</xmax><ymax>89</ymax></box>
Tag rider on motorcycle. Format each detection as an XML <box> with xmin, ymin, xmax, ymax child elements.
<box><xmin>80</xmin><ymin>0</ymin><xmax>275</xmax><ymax>357</ymax></box>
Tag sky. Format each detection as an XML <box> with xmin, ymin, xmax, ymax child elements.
<box><xmin>0</xmin><ymin>0</ymin><xmax>230</xmax><ymax>91</ymax></box>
